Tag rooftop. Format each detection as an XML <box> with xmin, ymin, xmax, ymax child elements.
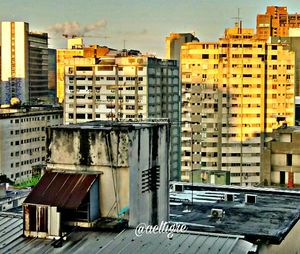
<box><xmin>55</xmin><ymin>119</ymin><xmax>170</xmax><ymax>131</ymax></box>
<box><xmin>0</xmin><ymin>213</ymin><xmax>256</xmax><ymax>254</ymax></box>
<box><xmin>0</xmin><ymin>106</ymin><xmax>62</xmax><ymax>119</ymax></box>
<box><xmin>170</xmin><ymin>183</ymin><xmax>300</xmax><ymax>244</ymax></box>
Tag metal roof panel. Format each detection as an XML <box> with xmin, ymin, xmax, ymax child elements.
<box><xmin>24</xmin><ymin>172</ymin><xmax>98</xmax><ymax>209</ymax></box>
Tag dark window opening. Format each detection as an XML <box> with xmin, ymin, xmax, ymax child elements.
<box><xmin>287</xmin><ymin>154</ymin><xmax>292</xmax><ymax>166</ymax></box>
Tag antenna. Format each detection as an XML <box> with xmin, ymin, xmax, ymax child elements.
<box><xmin>232</xmin><ymin>8</ymin><xmax>243</xmax><ymax>33</ymax></box>
<box><xmin>123</xmin><ymin>39</ymin><xmax>126</xmax><ymax>49</ymax></box>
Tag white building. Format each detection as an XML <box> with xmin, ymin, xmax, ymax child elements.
<box><xmin>0</xmin><ymin>107</ymin><xmax>63</xmax><ymax>182</ymax></box>
<box><xmin>63</xmin><ymin>54</ymin><xmax>181</xmax><ymax>180</ymax></box>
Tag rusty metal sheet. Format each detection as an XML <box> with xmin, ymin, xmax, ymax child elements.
<box><xmin>24</xmin><ymin>172</ymin><xmax>98</xmax><ymax>209</ymax></box>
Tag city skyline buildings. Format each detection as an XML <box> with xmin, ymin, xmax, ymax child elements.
<box><xmin>179</xmin><ymin>24</ymin><xmax>295</xmax><ymax>184</ymax></box>
<box><xmin>0</xmin><ymin>1</ymin><xmax>299</xmax><ymax>58</ymax></box>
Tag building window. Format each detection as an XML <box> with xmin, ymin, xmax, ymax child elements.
<box><xmin>287</xmin><ymin>154</ymin><xmax>292</xmax><ymax>166</ymax></box>
<box><xmin>202</xmin><ymin>54</ymin><xmax>209</xmax><ymax>59</ymax></box>
<box><xmin>271</xmin><ymin>55</ymin><xmax>277</xmax><ymax>60</ymax></box>
<box><xmin>76</xmin><ymin>114</ymin><xmax>86</xmax><ymax>119</ymax></box>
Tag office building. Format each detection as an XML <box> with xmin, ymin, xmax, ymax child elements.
<box><xmin>63</xmin><ymin>53</ymin><xmax>181</xmax><ymax>180</ymax></box>
<box><xmin>0</xmin><ymin>107</ymin><xmax>63</xmax><ymax>182</ymax></box>
<box><xmin>257</xmin><ymin>6</ymin><xmax>300</xmax><ymax>40</ymax></box>
<box><xmin>0</xmin><ymin>22</ymin><xmax>50</xmax><ymax>104</ymax></box>
<box><xmin>28</xmin><ymin>32</ymin><xmax>49</xmax><ymax>102</ymax></box>
<box><xmin>180</xmin><ymin>24</ymin><xmax>295</xmax><ymax>185</ymax></box>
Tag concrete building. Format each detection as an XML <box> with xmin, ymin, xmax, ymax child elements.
<box><xmin>180</xmin><ymin>24</ymin><xmax>295</xmax><ymax>185</ymax></box>
<box><xmin>0</xmin><ymin>22</ymin><xmax>50</xmax><ymax>104</ymax></box>
<box><xmin>262</xmin><ymin>126</ymin><xmax>300</xmax><ymax>187</ymax></box>
<box><xmin>0</xmin><ymin>184</ymin><xmax>30</xmax><ymax>212</ymax></box>
<box><xmin>170</xmin><ymin>182</ymin><xmax>300</xmax><ymax>254</ymax></box>
<box><xmin>0</xmin><ymin>107</ymin><xmax>63</xmax><ymax>182</ymax></box>
<box><xmin>63</xmin><ymin>53</ymin><xmax>181</xmax><ymax>180</ymax></box>
<box><xmin>22</xmin><ymin>120</ymin><xmax>169</xmax><ymax>238</ymax></box>
<box><xmin>56</xmin><ymin>38</ymin><xmax>116</xmax><ymax>103</ymax></box>
<box><xmin>165</xmin><ymin>33</ymin><xmax>199</xmax><ymax>61</ymax></box>
<box><xmin>257</xmin><ymin>6</ymin><xmax>300</xmax><ymax>40</ymax></box>
<box><xmin>28</xmin><ymin>32</ymin><xmax>49</xmax><ymax>102</ymax></box>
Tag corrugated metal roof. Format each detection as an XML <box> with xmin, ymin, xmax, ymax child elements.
<box><xmin>24</xmin><ymin>172</ymin><xmax>98</xmax><ymax>209</ymax></box>
<box><xmin>0</xmin><ymin>213</ymin><xmax>257</xmax><ymax>254</ymax></box>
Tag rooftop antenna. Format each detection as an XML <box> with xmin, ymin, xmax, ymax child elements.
<box><xmin>232</xmin><ymin>8</ymin><xmax>243</xmax><ymax>33</ymax></box>
<box><xmin>123</xmin><ymin>39</ymin><xmax>126</xmax><ymax>50</ymax></box>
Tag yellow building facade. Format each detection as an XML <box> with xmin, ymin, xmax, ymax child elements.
<box><xmin>56</xmin><ymin>39</ymin><xmax>84</xmax><ymax>103</ymax></box>
<box><xmin>180</xmin><ymin>25</ymin><xmax>295</xmax><ymax>185</ymax></box>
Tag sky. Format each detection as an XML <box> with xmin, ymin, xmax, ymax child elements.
<box><xmin>0</xmin><ymin>0</ymin><xmax>300</xmax><ymax>58</ymax></box>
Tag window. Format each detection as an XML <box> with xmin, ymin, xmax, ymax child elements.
<box><xmin>287</xmin><ymin>154</ymin><xmax>292</xmax><ymax>166</ymax></box>
<box><xmin>76</xmin><ymin>114</ymin><xmax>86</xmax><ymax>119</ymax></box>
<box><xmin>76</xmin><ymin>66</ymin><xmax>92</xmax><ymax>71</ymax></box>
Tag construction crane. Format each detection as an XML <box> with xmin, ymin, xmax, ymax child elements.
<box><xmin>62</xmin><ymin>34</ymin><xmax>110</xmax><ymax>39</ymax></box>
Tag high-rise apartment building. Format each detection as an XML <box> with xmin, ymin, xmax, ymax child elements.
<box><xmin>181</xmin><ymin>24</ymin><xmax>295</xmax><ymax>185</ymax></box>
<box><xmin>0</xmin><ymin>22</ymin><xmax>49</xmax><ymax>104</ymax></box>
<box><xmin>257</xmin><ymin>6</ymin><xmax>300</xmax><ymax>40</ymax></box>
<box><xmin>63</xmin><ymin>53</ymin><xmax>181</xmax><ymax>180</ymax></box>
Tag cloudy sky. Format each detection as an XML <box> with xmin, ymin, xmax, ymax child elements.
<box><xmin>0</xmin><ymin>0</ymin><xmax>299</xmax><ymax>57</ymax></box>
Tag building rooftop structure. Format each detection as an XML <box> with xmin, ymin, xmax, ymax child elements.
<box><xmin>0</xmin><ymin>213</ymin><xmax>256</xmax><ymax>254</ymax></box>
<box><xmin>0</xmin><ymin>187</ymin><xmax>30</xmax><ymax>212</ymax></box>
<box><xmin>170</xmin><ymin>182</ymin><xmax>300</xmax><ymax>247</ymax></box>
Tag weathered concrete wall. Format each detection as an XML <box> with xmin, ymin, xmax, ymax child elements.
<box><xmin>47</xmin><ymin>128</ymin><xmax>129</xmax><ymax>169</ymax></box>
<box><xmin>128</xmin><ymin>125</ymin><xmax>169</xmax><ymax>227</ymax></box>
<box><xmin>46</xmin><ymin>123</ymin><xmax>169</xmax><ymax>225</ymax></box>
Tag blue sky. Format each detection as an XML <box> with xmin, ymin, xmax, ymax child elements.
<box><xmin>1</xmin><ymin>0</ymin><xmax>300</xmax><ymax>57</ymax></box>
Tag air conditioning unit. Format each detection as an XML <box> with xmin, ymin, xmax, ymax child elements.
<box><xmin>224</xmin><ymin>193</ymin><xmax>234</xmax><ymax>202</ymax></box>
<box><xmin>245</xmin><ymin>194</ymin><xmax>257</xmax><ymax>204</ymax></box>
<box><xmin>211</xmin><ymin>208</ymin><xmax>224</xmax><ymax>218</ymax></box>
